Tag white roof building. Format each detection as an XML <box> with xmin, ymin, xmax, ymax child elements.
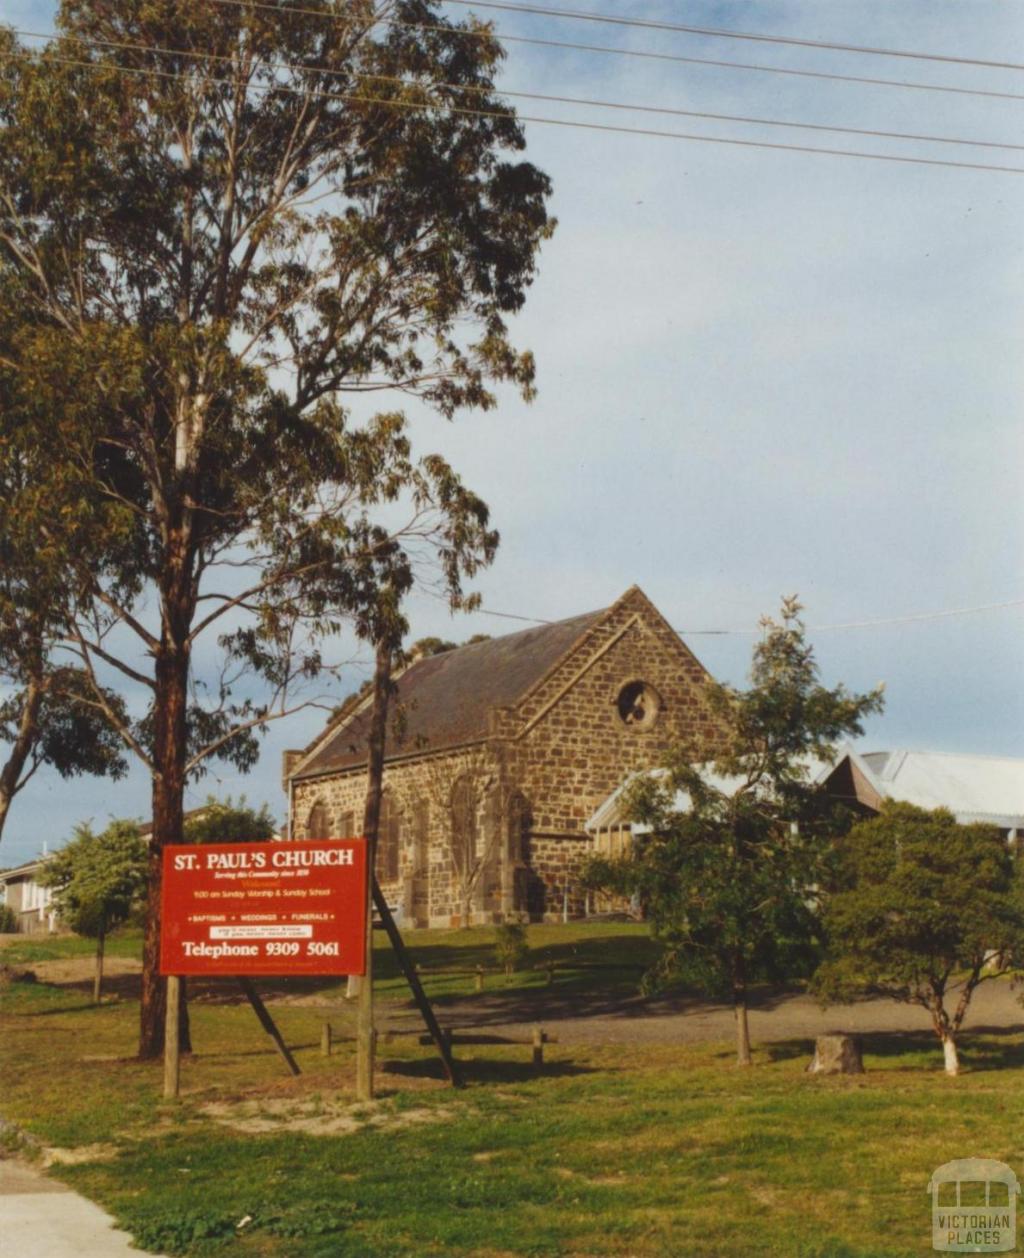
<box><xmin>586</xmin><ymin>746</ymin><xmax>1024</xmax><ymax>841</ymax></box>
<box><xmin>856</xmin><ymin>749</ymin><xmax>1024</xmax><ymax>830</ymax></box>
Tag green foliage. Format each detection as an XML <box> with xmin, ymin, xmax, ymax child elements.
<box><xmin>408</xmin><ymin>633</ymin><xmax>492</xmax><ymax>660</ymax></box>
<box><xmin>494</xmin><ymin>922</ymin><xmax>529</xmax><ymax>975</ymax></box>
<box><xmin>814</xmin><ymin>802</ymin><xmax>1024</xmax><ymax>1034</ymax></box>
<box><xmin>0</xmin><ymin>267</ymin><xmax>129</xmax><ymax>844</ymax></box>
<box><xmin>0</xmin><ymin>903</ymin><xmax>17</xmax><ymax>932</ymax></box>
<box><xmin>127</xmin><ymin>1208</ymin><xmax>238</xmax><ymax>1256</ymax></box>
<box><xmin>584</xmin><ymin>599</ymin><xmax>884</xmax><ymax>1010</ymax></box>
<box><xmin>410</xmin><ymin>637</ymin><xmax>460</xmax><ymax>658</ymax></box>
<box><xmin>263</xmin><ymin>1202</ymin><xmax>356</xmax><ymax>1239</ymax></box>
<box><xmin>183</xmin><ymin>797</ymin><xmax>277</xmax><ymax>845</ymax></box>
<box><xmin>0</xmin><ymin>0</ymin><xmax>553</xmax><ymax>1047</ymax></box>
<box><xmin>39</xmin><ymin>819</ymin><xmax>148</xmax><ymax>940</ymax></box>
<box><xmin>0</xmin><ymin>0</ymin><xmax>552</xmax><ymax>792</ymax></box>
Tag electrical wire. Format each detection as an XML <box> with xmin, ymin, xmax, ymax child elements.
<box><xmin>15</xmin><ymin>28</ymin><xmax>1022</xmax><ymax>154</ymax></box>
<box><xmin>473</xmin><ymin>597</ymin><xmax>1024</xmax><ymax>636</ymax></box>
<box><xmin>5</xmin><ymin>47</ymin><xmax>1024</xmax><ymax>176</ymax></box>
<box><xmin>202</xmin><ymin>0</ymin><xmax>1024</xmax><ymax>104</ymax></box>
<box><xmin>440</xmin><ymin>0</ymin><xmax>1024</xmax><ymax>73</ymax></box>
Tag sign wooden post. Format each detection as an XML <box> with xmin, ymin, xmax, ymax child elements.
<box><xmin>163</xmin><ymin>975</ymin><xmax>181</xmax><ymax>1100</ymax></box>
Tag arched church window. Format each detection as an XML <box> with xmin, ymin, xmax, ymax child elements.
<box><xmin>306</xmin><ymin>800</ymin><xmax>330</xmax><ymax>840</ymax></box>
<box><xmin>506</xmin><ymin>792</ymin><xmax>530</xmax><ymax>865</ymax></box>
<box><xmin>451</xmin><ymin>776</ymin><xmax>477</xmax><ymax>876</ymax></box>
<box><xmin>376</xmin><ymin>792</ymin><xmax>401</xmax><ymax>883</ymax></box>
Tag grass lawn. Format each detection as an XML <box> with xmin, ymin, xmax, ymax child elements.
<box><xmin>1</xmin><ymin>925</ymin><xmax>1022</xmax><ymax>1257</ymax></box>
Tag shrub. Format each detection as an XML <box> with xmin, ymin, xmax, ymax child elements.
<box><xmin>0</xmin><ymin>904</ymin><xmax>18</xmax><ymax>933</ymax></box>
<box><xmin>494</xmin><ymin>923</ymin><xmax>529</xmax><ymax>977</ymax></box>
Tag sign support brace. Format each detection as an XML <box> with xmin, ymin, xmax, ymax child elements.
<box><xmin>238</xmin><ymin>976</ymin><xmax>301</xmax><ymax>1076</ymax></box>
<box><xmin>372</xmin><ymin>879</ymin><xmax>462</xmax><ymax>1088</ymax></box>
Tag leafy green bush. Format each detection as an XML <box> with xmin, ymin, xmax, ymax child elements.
<box><xmin>0</xmin><ymin>904</ymin><xmax>18</xmax><ymax>933</ymax></box>
<box><xmin>263</xmin><ymin>1201</ymin><xmax>354</xmax><ymax>1238</ymax></box>
<box><xmin>494</xmin><ymin>923</ymin><xmax>529</xmax><ymax>977</ymax></box>
<box><xmin>127</xmin><ymin>1208</ymin><xmax>238</xmax><ymax>1254</ymax></box>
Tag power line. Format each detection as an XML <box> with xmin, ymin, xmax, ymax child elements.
<box><xmin>441</xmin><ymin>0</ymin><xmax>1024</xmax><ymax>73</ymax></box>
<box><xmin>6</xmin><ymin>47</ymin><xmax>1024</xmax><ymax>176</ymax></box>
<box><xmin>16</xmin><ymin>28</ymin><xmax>1022</xmax><ymax>155</ymax></box>
<box><xmin>470</xmin><ymin>597</ymin><xmax>1024</xmax><ymax>636</ymax></box>
<box><xmin>203</xmin><ymin>0</ymin><xmax>1024</xmax><ymax>105</ymax></box>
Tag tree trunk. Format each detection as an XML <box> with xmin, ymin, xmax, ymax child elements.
<box><xmin>139</xmin><ymin>628</ymin><xmax>192</xmax><ymax>1059</ymax></box>
<box><xmin>356</xmin><ymin>638</ymin><xmax>393</xmax><ymax>1102</ymax></box>
<box><xmin>0</xmin><ymin>791</ymin><xmax>12</xmax><ymax>850</ymax></box>
<box><xmin>733</xmin><ymin>955</ymin><xmax>752</xmax><ymax>1067</ymax></box>
<box><xmin>93</xmin><ymin>928</ymin><xmax>105</xmax><ymax>1004</ymax></box>
<box><xmin>0</xmin><ymin>675</ymin><xmax>43</xmax><ymax>847</ymax></box>
<box><xmin>941</xmin><ymin>1034</ymin><xmax>960</xmax><ymax>1076</ymax></box>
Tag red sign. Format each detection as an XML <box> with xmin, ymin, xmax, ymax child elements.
<box><xmin>159</xmin><ymin>840</ymin><xmax>367</xmax><ymax>977</ymax></box>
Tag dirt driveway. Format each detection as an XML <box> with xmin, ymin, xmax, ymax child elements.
<box><xmin>14</xmin><ymin>954</ymin><xmax>1023</xmax><ymax>1050</ymax></box>
<box><xmin>377</xmin><ymin>976</ymin><xmax>1024</xmax><ymax>1048</ymax></box>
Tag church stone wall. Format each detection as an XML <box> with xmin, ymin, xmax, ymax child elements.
<box><xmin>291</xmin><ymin>591</ymin><xmax>722</xmax><ymax>923</ymax></box>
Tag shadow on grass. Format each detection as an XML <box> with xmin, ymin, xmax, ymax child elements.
<box><xmin>405</xmin><ymin>983</ymin><xmax>788</xmax><ymax>1028</ymax></box>
<box><xmin>761</xmin><ymin>1026</ymin><xmax>1024</xmax><ymax>1072</ymax></box>
<box><xmin>380</xmin><ymin>1054</ymin><xmax>600</xmax><ymax>1085</ymax></box>
<box><xmin>865</xmin><ymin>1027</ymin><xmax>1024</xmax><ymax>1072</ymax></box>
<box><xmin>16</xmin><ymin>1001</ymin><xmax>124</xmax><ymax>1017</ymax></box>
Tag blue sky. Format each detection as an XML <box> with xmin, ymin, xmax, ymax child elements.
<box><xmin>2</xmin><ymin>1</ymin><xmax>1022</xmax><ymax>865</ymax></box>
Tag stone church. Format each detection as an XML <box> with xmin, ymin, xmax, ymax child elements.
<box><xmin>284</xmin><ymin>587</ymin><xmax>720</xmax><ymax>925</ymax></box>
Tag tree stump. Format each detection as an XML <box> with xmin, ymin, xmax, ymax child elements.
<box><xmin>807</xmin><ymin>1034</ymin><xmax>864</xmax><ymax>1075</ymax></box>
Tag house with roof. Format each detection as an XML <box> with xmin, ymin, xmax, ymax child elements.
<box><xmin>586</xmin><ymin>745</ymin><xmax>1024</xmax><ymax>849</ymax></box>
<box><xmin>284</xmin><ymin>587</ymin><xmax>723</xmax><ymax>925</ymax></box>
<box><xmin>825</xmin><ymin>747</ymin><xmax>1023</xmax><ymax>842</ymax></box>
<box><xmin>0</xmin><ymin>857</ymin><xmax>57</xmax><ymax>935</ymax></box>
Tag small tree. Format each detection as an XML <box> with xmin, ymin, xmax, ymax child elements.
<box><xmin>585</xmin><ymin>598</ymin><xmax>883</xmax><ymax>1066</ymax></box>
<box><xmin>183</xmin><ymin>798</ymin><xmax>277</xmax><ymax>845</ymax></box>
<box><xmin>814</xmin><ymin>802</ymin><xmax>1024</xmax><ymax>1076</ymax></box>
<box><xmin>494</xmin><ymin>922</ymin><xmax>528</xmax><ymax>978</ymax></box>
<box><xmin>40</xmin><ymin>820</ymin><xmax>148</xmax><ymax>1003</ymax></box>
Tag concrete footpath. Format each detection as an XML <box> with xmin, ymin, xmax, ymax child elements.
<box><xmin>0</xmin><ymin>1158</ymin><xmax>165</xmax><ymax>1257</ymax></box>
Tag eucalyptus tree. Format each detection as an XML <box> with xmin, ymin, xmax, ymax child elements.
<box><xmin>0</xmin><ymin>1</ymin><xmax>552</xmax><ymax>1056</ymax></box>
<box><xmin>0</xmin><ymin>363</ymin><xmax>128</xmax><ymax>845</ymax></box>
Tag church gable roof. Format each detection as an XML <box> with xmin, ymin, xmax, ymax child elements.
<box><xmin>291</xmin><ymin>607</ymin><xmax>607</xmax><ymax>779</ymax></box>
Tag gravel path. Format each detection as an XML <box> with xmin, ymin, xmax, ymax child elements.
<box><xmin>338</xmin><ymin>978</ymin><xmax>1024</xmax><ymax>1051</ymax></box>
<box><xmin>17</xmin><ymin>955</ymin><xmax>1023</xmax><ymax>1050</ymax></box>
